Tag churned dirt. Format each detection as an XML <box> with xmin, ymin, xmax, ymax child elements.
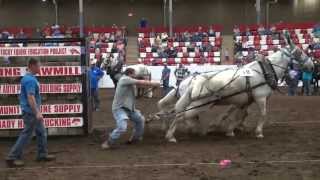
<box><xmin>1</xmin><ymin>89</ymin><xmax>320</xmax><ymax>180</ymax></box>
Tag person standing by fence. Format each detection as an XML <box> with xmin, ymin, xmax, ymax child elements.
<box><xmin>6</xmin><ymin>58</ymin><xmax>55</xmax><ymax>167</ymax></box>
<box><xmin>161</xmin><ymin>64</ymin><xmax>171</xmax><ymax>95</ymax></box>
<box><xmin>90</xmin><ymin>59</ymin><xmax>104</xmax><ymax>111</ymax></box>
<box><xmin>174</xmin><ymin>64</ymin><xmax>190</xmax><ymax>86</ymax></box>
<box><xmin>302</xmin><ymin>68</ymin><xmax>313</xmax><ymax>96</ymax></box>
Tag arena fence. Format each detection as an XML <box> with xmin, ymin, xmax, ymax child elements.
<box><xmin>0</xmin><ymin>38</ymin><xmax>90</xmax><ymax>137</ymax></box>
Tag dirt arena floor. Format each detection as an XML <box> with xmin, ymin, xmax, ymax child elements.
<box><xmin>1</xmin><ymin>88</ymin><xmax>320</xmax><ymax>180</ymax></box>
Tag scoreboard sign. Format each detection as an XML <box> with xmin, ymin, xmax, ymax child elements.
<box><xmin>0</xmin><ymin>38</ymin><xmax>88</xmax><ymax>135</ymax></box>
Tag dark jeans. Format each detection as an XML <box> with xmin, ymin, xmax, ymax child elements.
<box><xmin>7</xmin><ymin>112</ymin><xmax>48</xmax><ymax>160</ymax></box>
<box><xmin>91</xmin><ymin>89</ymin><xmax>100</xmax><ymax>110</ymax></box>
<box><xmin>288</xmin><ymin>80</ymin><xmax>298</xmax><ymax>96</ymax></box>
<box><xmin>303</xmin><ymin>79</ymin><xmax>312</xmax><ymax>96</ymax></box>
<box><xmin>162</xmin><ymin>80</ymin><xmax>170</xmax><ymax>96</ymax></box>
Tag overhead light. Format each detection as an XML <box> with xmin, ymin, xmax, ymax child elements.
<box><xmin>42</xmin><ymin>0</ymin><xmax>46</xmax><ymax>2</ymax></box>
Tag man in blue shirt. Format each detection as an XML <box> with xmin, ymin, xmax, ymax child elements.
<box><xmin>6</xmin><ymin>58</ymin><xmax>55</xmax><ymax>167</ymax></box>
<box><xmin>161</xmin><ymin>64</ymin><xmax>171</xmax><ymax>95</ymax></box>
<box><xmin>90</xmin><ymin>60</ymin><xmax>104</xmax><ymax>111</ymax></box>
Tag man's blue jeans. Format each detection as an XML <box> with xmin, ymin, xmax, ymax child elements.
<box><xmin>7</xmin><ymin>112</ymin><xmax>48</xmax><ymax>160</ymax></box>
<box><xmin>109</xmin><ymin>108</ymin><xmax>144</xmax><ymax>144</ymax></box>
<box><xmin>303</xmin><ymin>79</ymin><xmax>312</xmax><ymax>96</ymax></box>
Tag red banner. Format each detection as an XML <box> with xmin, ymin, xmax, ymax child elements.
<box><xmin>0</xmin><ymin>46</ymin><xmax>81</xmax><ymax>57</ymax></box>
<box><xmin>0</xmin><ymin>117</ymin><xmax>83</xmax><ymax>129</ymax></box>
<box><xmin>0</xmin><ymin>66</ymin><xmax>82</xmax><ymax>77</ymax></box>
<box><xmin>0</xmin><ymin>83</ymin><xmax>82</xmax><ymax>94</ymax></box>
<box><xmin>0</xmin><ymin>104</ymin><xmax>83</xmax><ymax>116</ymax></box>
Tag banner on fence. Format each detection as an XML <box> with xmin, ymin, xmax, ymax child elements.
<box><xmin>0</xmin><ymin>117</ymin><xmax>83</xmax><ymax>129</ymax></box>
<box><xmin>0</xmin><ymin>104</ymin><xmax>83</xmax><ymax>116</ymax></box>
<box><xmin>0</xmin><ymin>46</ymin><xmax>81</xmax><ymax>57</ymax></box>
<box><xmin>0</xmin><ymin>66</ymin><xmax>82</xmax><ymax>77</ymax></box>
<box><xmin>0</xmin><ymin>83</ymin><xmax>82</xmax><ymax>94</ymax></box>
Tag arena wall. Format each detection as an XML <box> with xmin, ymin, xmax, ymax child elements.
<box><xmin>0</xmin><ymin>0</ymin><xmax>319</xmax><ymax>35</ymax></box>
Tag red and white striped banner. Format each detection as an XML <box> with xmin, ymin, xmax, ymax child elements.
<box><xmin>0</xmin><ymin>46</ymin><xmax>81</xmax><ymax>57</ymax></box>
<box><xmin>0</xmin><ymin>66</ymin><xmax>82</xmax><ymax>77</ymax></box>
<box><xmin>0</xmin><ymin>104</ymin><xmax>83</xmax><ymax>116</ymax></box>
<box><xmin>0</xmin><ymin>117</ymin><xmax>83</xmax><ymax>129</ymax></box>
<box><xmin>0</xmin><ymin>83</ymin><xmax>82</xmax><ymax>94</ymax></box>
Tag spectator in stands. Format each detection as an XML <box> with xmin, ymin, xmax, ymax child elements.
<box><xmin>183</xmin><ymin>31</ymin><xmax>192</xmax><ymax>42</ymax></box>
<box><xmin>112</xmin><ymin>24</ymin><xmax>118</xmax><ymax>29</ymax></box>
<box><xmin>175</xmin><ymin>64</ymin><xmax>190</xmax><ymax>86</ymax></box>
<box><xmin>313</xmin><ymin>23</ymin><xmax>320</xmax><ymax>38</ymax></box>
<box><xmin>16</xmin><ymin>29</ymin><xmax>27</xmax><ymax>39</ymax></box>
<box><xmin>257</xmin><ymin>25</ymin><xmax>266</xmax><ymax>36</ymax></box>
<box><xmin>110</xmin><ymin>32</ymin><xmax>116</xmax><ymax>42</ymax></box>
<box><xmin>6</xmin><ymin>58</ymin><xmax>56</xmax><ymax>167</ymax></box>
<box><xmin>161</xmin><ymin>32</ymin><xmax>169</xmax><ymax>42</ymax></box>
<box><xmin>245</xmin><ymin>27</ymin><xmax>252</xmax><ymax>36</ymax></box>
<box><xmin>1</xmin><ymin>30</ymin><xmax>10</xmax><ymax>39</ymax></box>
<box><xmin>155</xmin><ymin>35</ymin><xmax>162</xmax><ymax>46</ymax></box>
<box><xmin>33</xmin><ymin>28</ymin><xmax>43</xmax><ymax>38</ymax></box>
<box><xmin>233</xmin><ymin>25</ymin><xmax>241</xmax><ymax>36</ymax></box>
<box><xmin>139</xmin><ymin>17</ymin><xmax>148</xmax><ymax>28</ymax></box>
<box><xmin>192</xmin><ymin>32</ymin><xmax>202</xmax><ymax>42</ymax></box>
<box><xmin>90</xmin><ymin>59</ymin><xmax>104</xmax><ymax>111</ymax></box>
<box><xmin>197</xmin><ymin>26</ymin><xmax>207</xmax><ymax>38</ymax></box>
<box><xmin>161</xmin><ymin>64</ymin><xmax>171</xmax><ymax>95</ymax></box>
<box><xmin>187</xmin><ymin>43</ymin><xmax>195</xmax><ymax>52</ymax></box>
<box><xmin>302</xmin><ymin>68</ymin><xmax>313</xmax><ymax>96</ymax></box>
<box><xmin>270</xmin><ymin>25</ymin><xmax>279</xmax><ymax>40</ymax></box>
<box><xmin>166</xmin><ymin>47</ymin><xmax>177</xmax><ymax>58</ymax></box>
<box><xmin>158</xmin><ymin>46</ymin><xmax>168</xmax><ymax>58</ymax></box>
<box><xmin>65</xmin><ymin>28</ymin><xmax>73</xmax><ymax>38</ymax></box>
<box><xmin>208</xmin><ymin>27</ymin><xmax>215</xmax><ymax>37</ymax></box>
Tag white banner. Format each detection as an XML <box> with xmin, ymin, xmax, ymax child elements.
<box><xmin>0</xmin><ymin>46</ymin><xmax>81</xmax><ymax>57</ymax></box>
<box><xmin>0</xmin><ymin>83</ymin><xmax>82</xmax><ymax>94</ymax></box>
<box><xmin>0</xmin><ymin>117</ymin><xmax>83</xmax><ymax>129</ymax></box>
<box><xmin>0</xmin><ymin>104</ymin><xmax>83</xmax><ymax>116</ymax></box>
<box><xmin>0</xmin><ymin>66</ymin><xmax>82</xmax><ymax>77</ymax></box>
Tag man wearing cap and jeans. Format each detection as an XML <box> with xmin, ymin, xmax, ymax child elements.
<box><xmin>6</xmin><ymin>58</ymin><xmax>55</xmax><ymax>167</ymax></box>
<box><xmin>101</xmin><ymin>68</ymin><xmax>160</xmax><ymax>149</ymax></box>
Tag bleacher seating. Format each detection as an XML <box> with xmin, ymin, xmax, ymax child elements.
<box><xmin>234</xmin><ymin>22</ymin><xmax>320</xmax><ymax>64</ymax></box>
<box><xmin>138</xmin><ymin>25</ymin><xmax>222</xmax><ymax>65</ymax></box>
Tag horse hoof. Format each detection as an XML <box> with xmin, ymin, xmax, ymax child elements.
<box><xmin>167</xmin><ymin>138</ymin><xmax>177</xmax><ymax>143</ymax></box>
<box><xmin>256</xmin><ymin>134</ymin><xmax>264</xmax><ymax>138</ymax></box>
<box><xmin>226</xmin><ymin>132</ymin><xmax>235</xmax><ymax>137</ymax></box>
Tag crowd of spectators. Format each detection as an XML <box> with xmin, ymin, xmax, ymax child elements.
<box><xmin>233</xmin><ymin>23</ymin><xmax>320</xmax><ymax>65</ymax></box>
<box><xmin>138</xmin><ymin>26</ymin><xmax>222</xmax><ymax>65</ymax></box>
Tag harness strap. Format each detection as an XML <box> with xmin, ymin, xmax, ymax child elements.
<box><xmin>245</xmin><ymin>76</ymin><xmax>253</xmax><ymax>102</ymax></box>
<box><xmin>176</xmin><ymin>82</ymin><xmax>268</xmax><ymax>115</ymax></box>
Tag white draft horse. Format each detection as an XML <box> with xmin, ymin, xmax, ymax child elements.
<box><xmin>158</xmin><ymin>34</ymin><xmax>314</xmax><ymax>143</ymax></box>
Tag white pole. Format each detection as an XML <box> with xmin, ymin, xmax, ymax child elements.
<box><xmin>256</xmin><ymin>0</ymin><xmax>261</xmax><ymax>24</ymax></box>
<box><xmin>79</xmin><ymin>0</ymin><xmax>84</xmax><ymax>38</ymax></box>
<box><xmin>163</xmin><ymin>0</ymin><xmax>167</xmax><ymax>27</ymax></box>
<box><xmin>169</xmin><ymin>0</ymin><xmax>173</xmax><ymax>37</ymax></box>
<box><xmin>53</xmin><ymin>0</ymin><xmax>58</xmax><ymax>25</ymax></box>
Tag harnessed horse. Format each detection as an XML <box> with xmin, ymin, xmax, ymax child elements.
<box><xmin>153</xmin><ymin>34</ymin><xmax>314</xmax><ymax>143</ymax></box>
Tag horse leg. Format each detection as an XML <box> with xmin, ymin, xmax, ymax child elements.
<box><xmin>165</xmin><ymin>89</ymin><xmax>192</xmax><ymax>143</ymax></box>
<box><xmin>255</xmin><ymin>97</ymin><xmax>267</xmax><ymax>138</ymax></box>
<box><xmin>207</xmin><ymin>105</ymin><xmax>237</xmax><ymax>134</ymax></box>
<box><xmin>225</xmin><ymin>105</ymin><xmax>249</xmax><ymax>137</ymax></box>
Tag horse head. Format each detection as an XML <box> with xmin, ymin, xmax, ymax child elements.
<box><xmin>282</xmin><ymin>30</ymin><xmax>314</xmax><ymax>71</ymax></box>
